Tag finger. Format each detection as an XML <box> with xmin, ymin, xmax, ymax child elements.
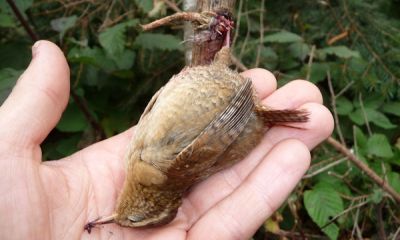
<box><xmin>182</xmin><ymin>102</ymin><xmax>332</xmax><ymax>226</ymax></box>
<box><xmin>0</xmin><ymin>40</ymin><xmax>70</xmax><ymax>146</ymax></box>
<box><xmin>188</xmin><ymin>139</ymin><xmax>310</xmax><ymax>239</ymax></box>
<box><xmin>261</xmin><ymin>79</ymin><xmax>323</xmax><ymax>107</ymax></box>
<box><xmin>240</xmin><ymin>68</ymin><xmax>277</xmax><ymax>99</ymax></box>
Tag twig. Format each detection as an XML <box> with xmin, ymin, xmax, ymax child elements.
<box><xmin>162</xmin><ymin>0</ymin><xmax>182</xmax><ymax>12</ymax></box>
<box><xmin>351</xmin><ymin>205</ymin><xmax>364</xmax><ymax>240</ymax></box>
<box><xmin>302</xmin><ymin>157</ymin><xmax>347</xmax><ymax>179</ymax></box>
<box><xmin>6</xmin><ymin>0</ymin><xmax>39</xmax><ymax>41</ymax></box>
<box><xmin>393</xmin><ymin>225</ymin><xmax>400</xmax><ymax>240</ymax></box>
<box><xmin>231</xmin><ymin>54</ymin><xmax>248</xmax><ymax>71</ymax></box>
<box><xmin>98</xmin><ymin>10</ymin><xmax>135</xmax><ymax>31</ymax></box>
<box><xmin>327</xmin><ymin>30</ymin><xmax>349</xmax><ymax>45</ymax></box>
<box><xmin>376</xmin><ymin>200</ymin><xmax>387</xmax><ymax>240</ymax></box>
<box><xmin>266</xmin><ymin>229</ymin><xmax>329</xmax><ymax>240</ymax></box>
<box><xmin>238</xmin><ymin>12</ymin><xmax>251</xmax><ymax>61</ymax></box>
<box><xmin>141</xmin><ymin>12</ymin><xmax>211</xmax><ymax>31</ymax></box>
<box><xmin>358</xmin><ymin>94</ymin><xmax>372</xmax><ymax>136</ymax></box>
<box><xmin>254</xmin><ymin>0</ymin><xmax>265</xmax><ymax>67</ymax></box>
<box><xmin>329</xmin><ymin>171</ymin><xmax>363</xmax><ymax>195</ymax></box>
<box><xmin>327</xmin><ymin>70</ymin><xmax>346</xmax><ymax>145</ymax></box>
<box><xmin>335</xmin><ymin>80</ymin><xmax>354</xmax><ymax>98</ymax></box>
<box><xmin>306</xmin><ymin>45</ymin><xmax>316</xmax><ymax>81</ymax></box>
<box><xmin>232</xmin><ymin>0</ymin><xmax>243</xmax><ymax>47</ymax></box>
<box><xmin>321</xmin><ymin>199</ymin><xmax>369</xmax><ymax>229</ymax></box>
<box><xmin>327</xmin><ymin>137</ymin><xmax>400</xmax><ymax>204</ymax></box>
<box><xmin>98</xmin><ymin>0</ymin><xmax>117</xmax><ymax>31</ymax></box>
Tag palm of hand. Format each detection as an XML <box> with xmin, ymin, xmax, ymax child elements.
<box><xmin>0</xmin><ymin>41</ymin><xmax>333</xmax><ymax>240</ymax></box>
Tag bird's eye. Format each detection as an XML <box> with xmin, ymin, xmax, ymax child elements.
<box><xmin>128</xmin><ymin>214</ymin><xmax>145</xmax><ymax>223</ymax></box>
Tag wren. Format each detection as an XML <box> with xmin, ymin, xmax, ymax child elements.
<box><xmin>84</xmin><ymin>11</ymin><xmax>308</xmax><ymax>232</ymax></box>
<box><xmin>84</xmin><ymin>46</ymin><xmax>308</xmax><ymax>232</ymax></box>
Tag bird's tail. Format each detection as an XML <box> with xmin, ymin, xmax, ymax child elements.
<box><xmin>255</xmin><ymin>107</ymin><xmax>309</xmax><ymax>127</ymax></box>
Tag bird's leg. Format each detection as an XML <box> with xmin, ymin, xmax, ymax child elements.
<box><xmin>84</xmin><ymin>214</ymin><xmax>117</xmax><ymax>234</ymax></box>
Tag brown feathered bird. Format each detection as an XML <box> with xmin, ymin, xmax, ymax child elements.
<box><xmin>84</xmin><ymin>46</ymin><xmax>308</xmax><ymax>232</ymax></box>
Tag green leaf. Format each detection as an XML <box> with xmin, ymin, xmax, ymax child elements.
<box><xmin>0</xmin><ymin>0</ymin><xmax>33</xmax><ymax>19</ymax></box>
<box><xmin>367</xmin><ymin>134</ymin><xmax>394</xmax><ymax>158</ymax></box>
<box><xmin>0</xmin><ymin>11</ymin><xmax>15</xmax><ymax>27</ymax></box>
<box><xmin>99</xmin><ymin>19</ymin><xmax>138</xmax><ymax>56</ymax></box>
<box><xmin>134</xmin><ymin>0</ymin><xmax>153</xmax><ymax>12</ymax></box>
<box><xmin>0</xmin><ymin>42</ymin><xmax>31</xmax><ymax>69</ymax></box>
<box><xmin>382</xmin><ymin>102</ymin><xmax>400</xmax><ymax>116</ymax></box>
<box><xmin>349</xmin><ymin>108</ymin><xmax>396</xmax><ymax>129</ymax></box>
<box><xmin>354</xmin><ymin>95</ymin><xmax>384</xmax><ymax>109</ymax></box>
<box><xmin>336</xmin><ymin>97</ymin><xmax>353</xmax><ymax>115</ymax></box>
<box><xmin>264</xmin><ymin>31</ymin><xmax>303</xmax><ymax>43</ymax></box>
<box><xmin>369</xmin><ymin>188</ymin><xmax>383</xmax><ymax>204</ymax></box>
<box><xmin>354</xmin><ymin>126</ymin><xmax>367</xmax><ymax>150</ymax></box>
<box><xmin>110</xmin><ymin>50</ymin><xmax>135</xmax><ymax>70</ymax></box>
<box><xmin>387</xmin><ymin>172</ymin><xmax>400</xmax><ymax>193</ymax></box>
<box><xmin>349</xmin><ymin>109</ymin><xmax>364</xmax><ymax>125</ymax></box>
<box><xmin>15</xmin><ymin>0</ymin><xmax>33</xmax><ymax>12</ymax></box>
<box><xmin>0</xmin><ymin>68</ymin><xmax>22</xmax><ymax>104</ymax></box>
<box><xmin>134</xmin><ymin>33</ymin><xmax>182</xmax><ymax>51</ymax></box>
<box><xmin>55</xmin><ymin>135</ymin><xmax>80</xmax><ymax>156</ymax></box>
<box><xmin>304</xmin><ymin>184</ymin><xmax>344</xmax><ymax>240</ymax></box>
<box><xmin>50</xmin><ymin>15</ymin><xmax>77</xmax><ymax>39</ymax></box>
<box><xmin>260</xmin><ymin>46</ymin><xmax>278</xmax><ymax>69</ymax></box>
<box><xmin>288</xmin><ymin>42</ymin><xmax>310</xmax><ymax>60</ymax></box>
<box><xmin>365</xmin><ymin>108</ymin><xmax>396</xmax><ymax>129</ymax></box>
<box><xmin>303</xmin><ymin>63</ymin><xmax>329</xmax><ymax>83</ymax></box>
<box><xmin>319</xmin><ymin>46</ymin><xmax>360</xmax><ymax>59</ymax></box>
<box><xmin>68</xmin><ymin>47</ymin><xmax>116</xmax><ymax>72</ymax></box>
<box><xmin>56</xmin><ymin>102</ymin><xmax>88</xmax><ymax>132</ymax></box>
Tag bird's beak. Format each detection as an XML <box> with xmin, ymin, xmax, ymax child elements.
<box><xmin>84</xmin><ymin>214</ymin><xmax>117</xmax><ymax>233</ymax></box>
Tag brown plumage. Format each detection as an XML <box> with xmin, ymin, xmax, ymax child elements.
<box><xmin>84</xmin><ymin>47</ymin><xmax>308</xmax><ymax>232</ymax></box>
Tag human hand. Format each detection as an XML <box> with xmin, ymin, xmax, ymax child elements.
<box><xmin>0</xmin><ymin>40</ymin><xmax>333</xmax><ymax>239</ymax></box>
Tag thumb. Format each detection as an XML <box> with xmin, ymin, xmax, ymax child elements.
<box><xmin>0</xmin><ymin>40</ymin><xmax>70</xmax><ymax>148</ymax></box>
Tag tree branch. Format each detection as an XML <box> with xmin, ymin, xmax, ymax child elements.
<box><xmin>327</xmin><ymin>137</ymin><xmax>400</xmax><ymax>203</ymax></box>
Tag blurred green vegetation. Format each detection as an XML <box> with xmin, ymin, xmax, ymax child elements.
<box><xmin>0</xmin><ymin>0</ymin><xmax>399</xmax><ymax>239</ymax></box>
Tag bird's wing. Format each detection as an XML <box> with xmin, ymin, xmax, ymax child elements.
<box><xmin>163</xmin><ymin>78</ymin><xmax>254</xmax><ymax>182</ymax></box>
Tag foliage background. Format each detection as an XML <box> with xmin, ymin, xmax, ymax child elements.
<box><xmin>0</xmin><ymin>0</ymin><xmax>399</xmax><ymax>239</ymax></box>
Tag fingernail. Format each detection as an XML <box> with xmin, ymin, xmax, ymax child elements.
<box><xmin>32</xmin><ymin>41</ymin><xmax>41</xmax><ymax>58</ymax></box>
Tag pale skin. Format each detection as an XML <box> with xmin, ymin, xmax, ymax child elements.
<box><xmin>0</xmin><ymin>41</ymin><xmax>333</xmax><ymax>239</ymax></box>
